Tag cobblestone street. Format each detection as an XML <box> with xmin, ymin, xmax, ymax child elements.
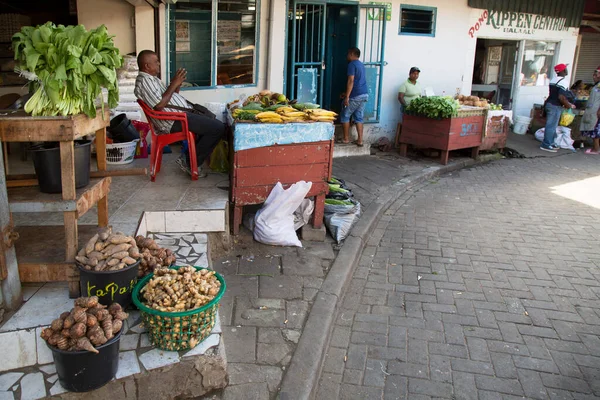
<box><xmin>318</xmin><ymin>153</ymin><xmax>600</xmax><ymax>399</ymax></box>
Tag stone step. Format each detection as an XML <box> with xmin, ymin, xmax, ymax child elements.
<box><xmin>333</xmin><ymin>142</ymin><xmax>371</xmax><ymax>158</ymax></box>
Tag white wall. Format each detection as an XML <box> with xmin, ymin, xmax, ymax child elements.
<box><xmin>77</xmin><ymin>0</ymin><xmax>136</xmax><ymax>55</ymax></box>
<box><xmin>135</xmin><ymin>5</ymin><xmax>155</xmax><ymax>53</ymax></box>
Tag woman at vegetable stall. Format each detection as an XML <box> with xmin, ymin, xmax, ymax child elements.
<box><xmin>397</xmin><ymin>67</ymin><xmax>422</xmax><ymax>124</ymax></box>
<box><xmin>580</xmin><ymin>66</ymin><xmax>600</xmax><ymax>155</ymax></box>
<box><xmin>134</xmin><ymin>50</ymin><xmax>225</xmax><ymax>177</ymax></box>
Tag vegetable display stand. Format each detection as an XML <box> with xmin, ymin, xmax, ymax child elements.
<box><xmin>399</xmin><ymin>109</ymin><xmax>484</xmax><ymax>165</ymax></box>
<box><xmin>50</xmin><ymin>329</ymin><xmax>122</xmax><ymax>392</ymax></box>
<box><xmin>480</xmin><ymin>110</ymin><xmax>512</xmax><ymax>151</ymax></box>
<box><xmin>0</xmin><ymin>109</ymin><xmax>111</xmax><ymax>297</ymax></box>
<box><xmin>229</xmin><ymin>121</ymin><xmax>334</xmax><ymax>235</ymax></box>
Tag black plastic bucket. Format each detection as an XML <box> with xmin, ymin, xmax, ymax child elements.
<box><xmin>78</xmin><ymin>260</ymin><xmax>140</xmax><ymax>308</ymax></box>
<box><xmin>109</xmin><ymin>114</ymin><xmax>140</xmax><ymax>143</ymax></box>
<box><xmin>49</xmin><ymin>329</ymin><xmax>122</xmax><ymax>392</ymax></box>
<box><xmin>30</xmin><ymin>140</ymin><xmax>91</xmax><ymax>194</ymax></box>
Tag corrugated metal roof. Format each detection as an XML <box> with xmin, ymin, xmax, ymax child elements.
<box><xmin>468</xmin><ymin>0</ymin><xmax>585</xmax><ymax>27</ymax></box>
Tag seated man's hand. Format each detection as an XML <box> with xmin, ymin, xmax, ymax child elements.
<box><xmin>172</xmin><ymin>68</ymin><xmax>187</xmax><ymax>87</ymax></box>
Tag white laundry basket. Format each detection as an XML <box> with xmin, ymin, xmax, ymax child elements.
<box><xmin>106</xmin><ymin>140</ymin><xmax>139</xmax><ymax>165</ymax></box>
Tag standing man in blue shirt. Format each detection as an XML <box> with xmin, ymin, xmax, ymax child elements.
<box><xmin>341</xmin><ymin>47</ymin><xmax>369</xmax><ymax>147</ymax></box>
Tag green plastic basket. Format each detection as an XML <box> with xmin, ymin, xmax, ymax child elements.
<box><xmin>132</xmin><ymin>266</ymin><xmax>226</xmax><ymax>351</ymax></box>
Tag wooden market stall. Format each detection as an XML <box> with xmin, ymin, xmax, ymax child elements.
<box><xmin>400</xmin><ymin>108</ymin><xmax>485</xmax><ymax>164</ymax></box>
<box><xmin>0</xmin><ymin>109</ymin><xmax>111</xmax><ymax>297</ymax></box>
<box><xmin>229</xmin><ymin>121</ymin><xmax>334</xmax><ymax>235</ymax></box>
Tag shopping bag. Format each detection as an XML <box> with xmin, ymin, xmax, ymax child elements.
<box><xmin>559</xmin><ymin>108</ymin><xmax>575</xmax><ymax>127</ymax></box>
<box><xmin>209</xmin><ymin>140</ymin><xmax>229</xmax><ymax>173</ymax></box>
<box><xmin>253</xmin><ymin>181</ymin><xmax>313</xmax><ymax>247</ymax></box>
<box><xmin>324</xmin><ymin>198</ymin><xmax>362</xmax><ymax>244</ymax></box>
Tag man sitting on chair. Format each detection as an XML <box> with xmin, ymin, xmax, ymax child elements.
<box><xmin>134</xmin><ymin>50</ymin><xmax>225</xmax><ymax>177</ymax></box>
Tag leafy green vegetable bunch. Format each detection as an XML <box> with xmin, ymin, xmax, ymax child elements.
<box><xmin>12</xmin><ymin>22</ymin><xmax>123</xmax><ymax>118</ymax></box>
<box><xmin>405</xmin><ymin>96</ymin><xmax>459</xmax><ymax>120</ymax></box>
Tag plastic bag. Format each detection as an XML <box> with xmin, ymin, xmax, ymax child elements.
<box><xmin>293</xmin><ymin>199</ymin><xmax>314</xmax><ymax>231</ymax></box>
<box><xmin>324</xmin><ymin>199</ymin><xmax>361</xmax><ymax>244</ymax></box>
<box><xmin>534</xmin><ymin>127</ymin><xmax>575</xmax><ymax>150</ymax></box>
<box><xmin>254</xmin><ymin>181</ymin><xmax>313</xmax><ymax>247</ymax></box>
<box><xmin>209</xmin><ymin>140</ymin><xmax>229</xmax><ymax>173</ymax></box>
<box><xmin>559</xmin><ymin>108</ymin><xmax>575</xmax><ymax>127</ymax></box>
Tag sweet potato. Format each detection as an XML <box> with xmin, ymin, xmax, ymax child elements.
<box><xmin>112</xmin><ymin>251</ymin><xmax>130</xmax><ymax>260</ymax></box>
<box><xmin>107</xmin><ymin>258</ymin><xmax>120</xmax><ymax>267</ymax></box>
<box><xmin>108</xmin><ymin>234</ymin><xmax>129</xmax><ymax>245</ymax></box>
<box><xmin>85</xmin><ymin>234</ymin><xmax>99</xmax><ymax>256</ymax></box>
<box><xmin>123</xmin><ymin>256</ymin><xmax>137</xmax><ymax>265</ymax></box>
<box><xmin>105</xmin><ymin>243</ymin><xmax>131</xmax><ymax>256</ymax></box>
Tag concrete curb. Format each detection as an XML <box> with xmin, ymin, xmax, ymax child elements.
<box><xmin>279</xmin><ymin>153</ymin><xmax>501</xmax><ymax>400</ymax></box>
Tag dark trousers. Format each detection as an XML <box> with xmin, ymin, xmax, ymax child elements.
<box><xmin>171</xmin><ymin>112</ymin><xmax>225</xmax><ymax>165</ymax></box>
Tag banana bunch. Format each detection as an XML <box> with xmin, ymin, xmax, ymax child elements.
<box><xmin>255</xmin><ymin>111</ymin><xmax>283</xmax><ymax>124</ymax></box>
<box><xmin>276</xmin><ymin>106</ymin><xmax>309</xmax><ymax>122</ymax></box>
<box><xmin>306</xmin><ymin>109</ymin><xmax>338</xmax><ymax>122</ymax></box>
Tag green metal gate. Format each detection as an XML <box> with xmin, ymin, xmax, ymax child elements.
<box><xmin>288</xmin><ymin>1</ymin><xmax>327</xmax><ymax>104</ymax></box>
<box><xmin>358</xmin><ymin>4</ymin><xmax>387</xmax><ymax>123</ymax></box>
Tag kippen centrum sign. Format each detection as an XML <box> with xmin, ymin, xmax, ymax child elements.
<box><xmin>468</xmin><ymin>9</ymin><xmax>569</xmax><ymax>38</ymax></box>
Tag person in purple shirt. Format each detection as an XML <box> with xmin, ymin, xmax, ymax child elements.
<box><xmin>341</xmin><ymin>47</ymin><xmax>369</xmax><ymax>147</ymax></box>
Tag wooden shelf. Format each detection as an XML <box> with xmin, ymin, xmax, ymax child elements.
<box><xmin>8</xmin><ymin>177</ymin><xmax>111</xmax><ymax>217</ymax></box>
<box><xmin>14</xmin><ymin>225</ymin><xmax>99</xmax><ymax>282</ymax></box>
<box><xmin>0</xmin><ymin>108</ymin><xmax>110</xmax><ymax>142</ymax></box>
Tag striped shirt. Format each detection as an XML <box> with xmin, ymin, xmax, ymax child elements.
<box><xmin>134</xmin><ymin>71</ymin><xmax>189</xmax><ymax>133</ymax></box>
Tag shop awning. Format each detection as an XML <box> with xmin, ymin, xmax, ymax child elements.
<box><xmin>468</xmin><ymin>0</ymin><xmax>585</xmax><ymax>27</ymax></box>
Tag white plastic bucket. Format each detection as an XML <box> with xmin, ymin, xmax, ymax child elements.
<box><xmin>513</xmin><ymin>116</ymin><xmax>531</xmax><ymax>135</ymax></box>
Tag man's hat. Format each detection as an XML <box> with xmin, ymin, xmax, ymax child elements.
<box><xmin>410</xmin><ymin>67</ymin><xmax>420</xmax><ymax>73</ymax></box>
<box><xmin>554</xmin><ymin>63</ymin><xmax>568</xmax><ymax>73</ymax></box>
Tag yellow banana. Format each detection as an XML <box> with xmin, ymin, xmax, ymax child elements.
<box><xmin>276</xmin><ymin>106</ymin><xmax>297</xmax><ymax>114</ymax></box>
<box><xmin>280</xmin><ymin>115</ymin><xmax>307</xmax><ymax>122</ymax></box>
<box><xmin>256</xmin><ymin>111</ymin><xmax>281</xmax><ymax>119</ymax></box>
<box><xmin>282</xmin><ymin>111</ymin><xmax>307</xmax><ymax>118</ymax></box>
<box><xmin>309</xmin><ymin>115</ymin><xmax>336</xmax><ymax>122</ymax></box>
<box><xmin>307</xmin><ymin>109</ymin><xmax>337</xmax><ymax>117</ymax></box>
<box><xmin>258</xmin><ymin>117</ymin><xmax>284</xmax><ymax>123</ymax></box>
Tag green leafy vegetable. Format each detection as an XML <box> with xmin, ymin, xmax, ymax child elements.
<box><xmin>405</xmin><ymin>96</ymin><xmax>460</xmax><ymax>120</ymax></box>
<box><xmin>12</xmin><ymin>22</ymin><xmax>123</xmax><ymax>118</ymax></box>
<box><xmin>325</xmin><ymin>199</ymin><xmax>354</xmax><ymax>206</ymax></box>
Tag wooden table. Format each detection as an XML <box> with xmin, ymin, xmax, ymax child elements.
<box><xmin>229</xmin><ymin>121</ymin><xmax>334</xmax><ymax>235</ymax></box>
<box><xmin>0</xmin><ymin>109</ymin><xmax>111</xmax><ymax>297</ymax></box>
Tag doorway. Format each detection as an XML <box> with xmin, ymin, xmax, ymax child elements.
<box><xmin>286</xmin><ymin>1</ymin><xmax>386</xmax><ymax>121</ymax></box>
<box><xmin>471</xmin><ymin>39</ymin><xmax>519</xmax><ymax>109</ymax></box>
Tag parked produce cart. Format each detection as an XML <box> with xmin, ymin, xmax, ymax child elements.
<box><xmin>227</xmin><ymin>91</ymin><xmax>336</xmax><ymax>235</ymax></box>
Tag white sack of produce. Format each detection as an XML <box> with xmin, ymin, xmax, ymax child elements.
<box><xmin>254</xmin><ymin>181</ymin><xmax>313</xmax><ymax>247</ymax></box>
<box><xmin>534</xmin><ymin>127</ymin><xmax>575</xmax><ymax>150</ymax></box>
<box><xmin>294</xmin><ymin>199</ymin><xmax>315</xmax><ymax>231</ymax></box>
<box><xmin>324</xmin><ymin>199</ymin><xmax>361</xmax><ymax>244</ymax></box>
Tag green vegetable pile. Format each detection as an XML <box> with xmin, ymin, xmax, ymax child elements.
<box><xmin>405</xmin><ymin>96</ymin><xmax>459</xmax><ymax>120</ymax></box>
<box><xmin>12</xmin><ymin>22</ymin><xmax>123</xmax><ymax>118</ymax></box>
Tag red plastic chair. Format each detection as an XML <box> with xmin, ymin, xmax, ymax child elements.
<box><xmin>137</xmin><ymin>99</ymin><xmax>198</xmax><ymax>181</ymax></box>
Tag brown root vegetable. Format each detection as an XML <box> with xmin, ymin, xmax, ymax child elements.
<box><xmin>75</xmin><ymin>255</ymin><xmax>89</xmax><ymax>265</ymax></box>
<box><xmin>75</xmin><ymin>296</ymin><xmax>98</xmax><ymax>309</ymax></box>
<box><xmin>56</xmin><ymin>336</ymin><xmax>69</xmax><ymax>350</ymax></box>
<box><xmin>108</xmin><ymin>234</ymin><xmax>129</xmax><ymax>245</ymax></box>
<box><xmin>71</xmin><ymin>307</ymin><xmax>87</xmax><ymax>324</ymax></box>
<box><xmin>48</xmin><ymin>333</ymin><xmax>62</xmax><ymax>346</ymax></box>
<box><xmin>108</xmin><ymin>303</ymin><xmax>123</xmax><ymax>315</ymax></box>
<box><xmin>102</xmin><ymin>318</ymin><xmax>114</xmax><ymax>340</ymax></box>
<box><xmin>41</xmin><ymin>328</ymin><xmax>54</xmax><ymax>341</ymax></box>
<box><xmin>63</xmin><ymin>315</ymin><xmax>75</xmax><ymax>329</ymax></box>
<box><xmin>51</xmin><ymin>318</ymin><xmax>64</xmax><ymax>331</ymax></box>
<box><xmin>112</xmin><ymin>251</ymin><xmax>130</xmax><ymax>260</ymax></box>
<box><xmin>112</xmin><ymin>319</ymin><xmax>123</xmax><ymax>334</ymax></box>
<box><xmin>61</xmin><ymin>328</ymin><xmax>71</xmax><ymax>338</ymax></box>
<box><xmin>129</xmin><ymin>247</ymin><xmax>141</xmax><ymax>258</ymax></box>
<box><xmin>76</xmin><ymin>337</ymin><xmax>99</xmax><ymax>354</ymax></box>
<box><xmin>86</xmin><ymin>314</ymin><xmax>98</xmax><ymax>327</ymax></box>
<box><xmin>123</xmin><ymin>256</ymin><xmax>137</xmax><ymax>265</ymax></box>
<box><xmin>89</xmin><ymin>330</ymin><xmax>107</xmax><ymax>346</ymax></box>
<box><xmin>106</xmin><ymin>258</ymin><xmax>120</xmax><ymax>267</ymax></box>
<box><xmin>70</xmin><ymin>322</ymin><xmax>87</xmax><ymax>338</ymax></box>
<box><xmin>98</xmin><ymin>227</ymin><xmax>112</xmax><ymax>241</ymax></box>
<box><xmin>105</xmin><ymin>243</ymin><xmax>131</xmax><ymax>257</ymax></box>
<box><xmin>84</xmin><ymin>233</ymin><xmax>99</xmax><ymax>255</ymax></box>
<box><xmin>60</xmin><ymin>311</ymin><xmax>71</xmax><ymax>320</ymax></box>
<box><xmin>114</xmin><ymin>311</ymin><xmax>129</xmax><ymax>321</ymax></box>
<box><xmin>87</xmin><ymin>251</ymin><xmax>105</xmax><ymax>261</ymax></box>
<box><xmin>96</xmin><ymin>309</ymin><xmax>110</xmax><ymax>322</ymax></box>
